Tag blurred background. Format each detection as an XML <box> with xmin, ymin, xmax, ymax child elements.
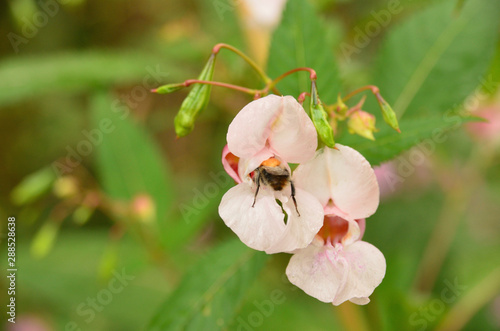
<box><xmin>0</xmin><ymin>0</ymin><xmax>499</xmax><ymax>330</ymax></box>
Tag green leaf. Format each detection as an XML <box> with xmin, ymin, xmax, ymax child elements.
<box><xmin>267</xmin><ymin>0</ymin><xmax>341</xmax><ymax>103</ymax></box>
<box><xmin>18</xmin><ymin>229</ymin><xmax>170</xmax><ymax>331</ymax></box>
<box><xmin>10</xmin><ymin>166</ymin><xmax>56</xmax><ymax>205</ymax></box>
<box><xmin>344</xmin><ymin>0</ymin><xmax>500</xmax><ymax>163</ymax></box>
<box><xmin>148</xmin><ymin>239</ymin><xmax>269</xmax><ymax>331</ymax></box>
<box><xmin>373</xmin><ymin>0</ymin><xmax>500</xmax><ymax>120</ymax></box>
<box><xmin>341</xmin><ymin>113</ymin><xmax>475</xmax><ymax>166</ymax></box>
<box><xmin>166</xmin><ymin>171</ymin><xmax>233</xmax><ymax>250</ymax></box>
<box><xmin>90</xmin><ymin>91</ymin><xmax>174</xmax><ymax>243</ymax></box>
<box><xmin>0</xmin><ymin>50</ymin><xmax>182</xmax><ymax>107</ymax></box>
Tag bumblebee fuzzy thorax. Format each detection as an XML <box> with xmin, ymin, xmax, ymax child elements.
<box><xmin>255</xmin><ymin>165</ymin><xmax>290</xmax><ymax>191</ymax></box>
<box><xmin>252</xmin><ymin>157</ymin><xmax>300</xmax><ymax>216</ymax></box>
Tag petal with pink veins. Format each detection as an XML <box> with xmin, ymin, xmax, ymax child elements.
<box><xmin>331</xmin><ymin>241</ymin><xmax>386</xmax><ymax>306</ymax></box>
<box><xmin>286</xmin><ymin>239</ymin><xmax>386</xmax><ymax>305</ymax></box>
<box><xmin>286</xmin><ymin>238</ymin><xmax>349</xmax><ymax>303</ymax></box>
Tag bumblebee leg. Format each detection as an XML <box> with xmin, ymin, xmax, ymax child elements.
<box><xmin>291</xmin><ymin>180</ymin><xmax>300</xmax><ymax>216</ymax></box>
<box><xmin>252</xmin><ymin>171</ymin><xmax>261</xmax><ymax>208</ymax></box>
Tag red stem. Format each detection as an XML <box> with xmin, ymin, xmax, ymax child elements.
<box><xmin>297</xmin><ymin>92</ymin><xmax>311</xmax><ymax>105</ymax></box>
<box><xmin>271</xmin><ymin>68</ymin><xmax>317</xmax><ymax>89</ymax></box>
<box><xmin>184</xmin><ymin>79</ymin><xmax>258</xmax><ymax>95</ymax></box>
<box><xmin>342</xmin><ymin>85</ymin><xmax>380</xmax><ymax>102</ymax></box>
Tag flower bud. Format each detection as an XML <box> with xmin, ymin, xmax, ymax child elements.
<box><xmin>30</xmin><ymin>220</ymin><xmax>59</xmax><ymax>259</ymax></box>
<box><xmin>348</xmin><ymin>110</ymin><xmax>378</xmax><ymax>141</ymax></box>
<box><xmin>310</xmin><ymin>81</ymin><xmax>335</xmax><ymax>147</ymax></box>
<box><xmin>175</xmin><ymin>53</ymin><xmax>216</xmax><ymax>137</ymax></box>
<box><xmin>73</xmin><ymin>205</ymin><xmax>95</xmax><ymax>225</ymax></box>
<box><xmin>336</xmin><ymin>94</ymin><xmax>349</xmax><ymax>119</ymax></box>
<box><xmin>377</xmin><ymin>97</ymin><xmax>400</xmax><ymax>133</ymax></box>
<box><xmin>11</xmin><ymin>167</ymin><xmax>56</xmax><ymax>205</ymax></box>
<box><xmin>151</xmin><ymin>83</ymin><xmax>186</xmax><ymax>94</ymax></box>
<box><xmin>130</xmin><ymin>194</ymin><xmax>156</xmax><ymax>224</ymax></box>
<box><xmin>53</xmin><ymin>176</ymin><xmax>78</xmax><ymax>199</ymax></box>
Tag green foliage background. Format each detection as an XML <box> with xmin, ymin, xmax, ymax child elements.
<box><xmin>1</xmin><ymin>0</ymin><xmax>500</xmax><ymax>330</ymax></box>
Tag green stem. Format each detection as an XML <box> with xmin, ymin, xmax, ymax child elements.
<box><xmin>212</xmin><ymin>43</ymin><xmax>272</xmax><ymax>85</ymax></box>
<box><xmin>436</xmin><ymin>266</ymin><xmax>500</xmax><ymax>331</ymax></box>
<box><xmin>411</xmin><ymin>187</ymin><xmax>467</xmax><ymax>294</ymax></box>
<box><xmin>411</xmin><ymin>147</ymin><xmax>491</xmax><ymax>294</ymax></box>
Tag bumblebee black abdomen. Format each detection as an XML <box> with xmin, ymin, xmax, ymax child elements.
<box><xmin>259</xmin><ymin>168</ymin><xmax>289</xmax><ymax>191</ymax></box>
<box><xmin>252</xmin><ymin>162</ymin><xmax>300</xmax><ymax>216</ymax></box>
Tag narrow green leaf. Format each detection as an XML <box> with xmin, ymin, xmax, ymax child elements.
<box><xmin>373</xmin><ymin>0</ymin><xmax>500</xmax><ymax>120</ymax></box>
<box><xmin>148</xmin><ymin>239</ymin><xmax>269</xmax><ymax>331</ymax></box>
<box><xmin>0</xmin><ymin>50</ymin><xmax>181</xmax><ymax>107</ymax></box>
<box><xmin>267</xmin><ymin>0</ymin><xmax>341</xmax><ymax>103</ymax></box>
<box><xmin>90</xmin><ymin>91</ymin><xmax>174</xmax><ymax>243</ymax></box>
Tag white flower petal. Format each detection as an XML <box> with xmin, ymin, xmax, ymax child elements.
<box><xmin>265</xmin><ymin>188</ymin><xmax>324</xmax><ymax>254</ymax></box>
<box><xmin>331</xmin><ymin>241</ymin><xmax>386</xmax><ymax>306</ymax></box>
<box><xmin>286</xmin><ymin>239</ymin><xmax>349</xmax><ymax>303</ymax></box>
<box><xmin>218</xmin><ymin>183</ymin><xmax>285</xmax><ymax>251</ymax></box>
<box><xmin>227</xmin><ymin>95</ymin><xmax>317</xmax><ymax>163</ymax></box>
<box><xmin>227</xmin><ymin>95</ymin><xmax>284</xmax><ymax>159</ymax></box>
<box><xmin>268</xmin><ymin>96</ymin><xmax>318</xmax><ymax>163</ymax></box>
<box><xmin>349</xmin><ymin>297</ymin><xmax>370</xmax><ymax>305</ymax></box>
<box><xmin>241</xmin><ymin>0</ymin><xmax>287</xmax><ymax>29</ymax></box>
<box><xmin>341</xmin><ymin>218</ymin><xmax>361</xmax><ymax>246</ymax></box>
<box><xmin>294</xmin><ymin>145</ymin><xmax>379</xmax><ymax>219</ymax></box>
<box><xmin>286</xmin><ymin>240</ymin><xmax>386</xmax><ymax>305</ymax></box>
<box><xmin>237</xmin><ymin>150</ymin><xmax>275</xmax><ymax>183</ymax></box>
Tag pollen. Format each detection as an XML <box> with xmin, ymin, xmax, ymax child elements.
<box><xmin>261</xmin><ymin>157</ymin><xmax>281</xmax><ymax>167</ymax></box>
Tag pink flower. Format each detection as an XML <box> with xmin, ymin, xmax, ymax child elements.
<box><xmin>467</xmin><ymin>105</ymin><xmax>500</xmax><ymax>145</ymax></box>
<box><xmin>218</xmin><ymin>95</ymin><xmax>324</xmax><ymax>254</ymax></box>
<box><xmin>286</xmin><ymin>145</ymin><xmax>386</xmax><ymax>305</ymax></box>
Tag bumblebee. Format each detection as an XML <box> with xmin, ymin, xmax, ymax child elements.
<box><xmin>252</xmin><ymin>157</ymin><xmax>300</xmax><ymax>216</ymax></box>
